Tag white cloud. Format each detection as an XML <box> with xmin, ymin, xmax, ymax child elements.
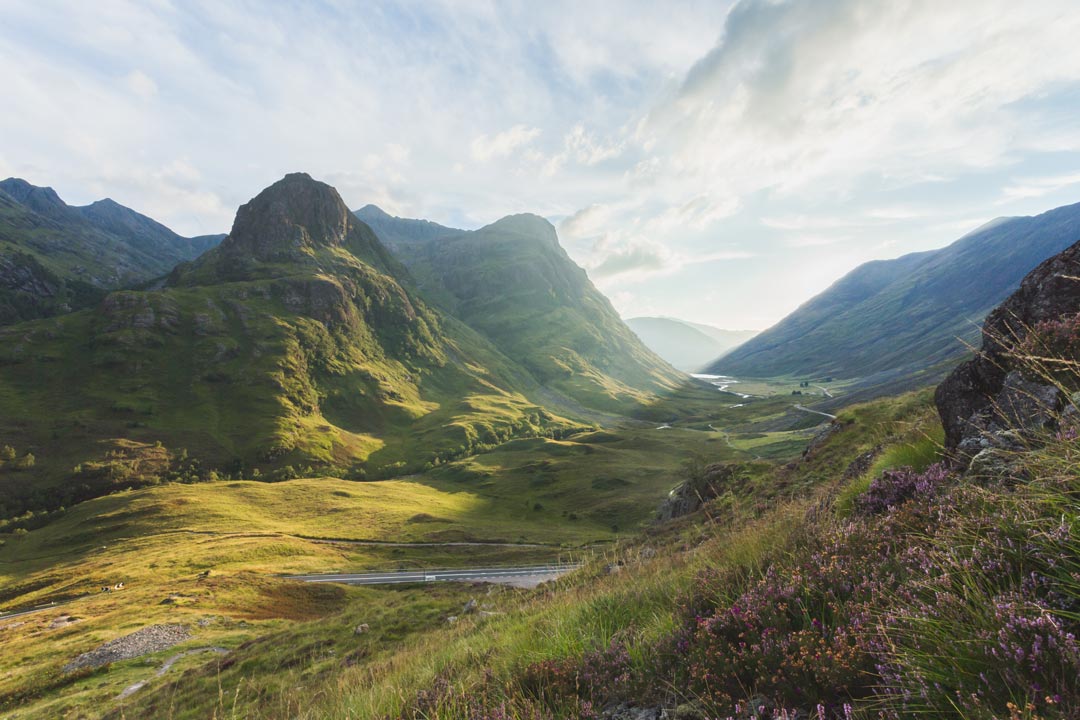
<box><xmin>559</xmin><ymin>203</ymin><xmax>614</xmax><ymax>240</ymax></box>
<box><xmin>471</xmin><ymin>125</ymin><xmax>542</xmax><ymax>162</ymax></box>
<box><xmin>124</xmin><ymin>69</ymin><xmax>157</xmax><ymax>99</ymax></box>
<box><xmin>644</xmin><ymin>0</ymin><xmax>1080</xmax><ymax>203</ymax></box>
<box><xmin>1001</xmin><ymin>171</ymin><xmax>1080</xmax><ymax>200</ymax></box>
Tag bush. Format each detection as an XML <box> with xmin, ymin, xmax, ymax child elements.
<box><xmin>854</xmin><ymin>462</ymin><xmax>949</xmax><ymax>516</ymax></box>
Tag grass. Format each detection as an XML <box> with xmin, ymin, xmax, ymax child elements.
<box><xmin>29</xmin><ymin>389</ymin><xmax>929</xmax><ymax>720</ymax></box>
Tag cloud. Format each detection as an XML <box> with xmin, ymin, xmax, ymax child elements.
<box><xmin>124</xmin><ymin>69</ymin><xmax>157</xmax><ymax>99</ymax></box>
<box><xmin>586</xmin><ymin>233</ymin><xmax>752</xmax><ymax>281</ymax></box>
<box><xmin>591</xmin><ymin>240</ymin><xmax>670</xmax><ymax>279</ymax></box>
<box><xmin>1001</xmin><ymin>171</ymin><xmax>1080</xmax><ymax>200</ymax></box>
<box><xmin>558</xmin><ymin>203</ymin><xmax>614</xmax><ymax>240</ymax></box>
<box><xmin>645</xmin><ymin>0</ymin><xmax>1080</xmax><ymax>201</ymax></box>
<box><xmin>471</xmin><ymin>125</ymin><xmax>542</xmax><ymax>162</ymax></box>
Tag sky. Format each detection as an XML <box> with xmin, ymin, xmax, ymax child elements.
<box><xmin>4</xmin><ymin>0</ymin><xmax>1080</xmax><ymax>330</ymax></box>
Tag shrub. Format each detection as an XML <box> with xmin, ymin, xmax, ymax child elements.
<box><xmin>854</xmin><ymin>462</ymin><xmax>949</xmax><ymax>516</ymax></box>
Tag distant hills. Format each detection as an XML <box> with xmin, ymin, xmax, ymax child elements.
<box><xmin>355</xmin><ymin>205</ymin><xmax>685</xmax><ymax>413</ymax></box>
<box><xmin>0</xmin><ymin>178</ymin><xmax>223</xmax><ymax>324</ymax></box>
<box><xmin>625</xmin><ymin>316</ymin><xmax>756</xmax><ymax>372</ymax></box>
<box><xmin>710</xmin><ymin>202</ymin><xmax>1080</xmax><ymax>385</ymax></box>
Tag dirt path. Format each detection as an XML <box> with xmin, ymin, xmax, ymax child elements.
<box><xmin>118</xmin><ymin>646</ymin><xmax>229</xmax><ymax>699</ymax></box>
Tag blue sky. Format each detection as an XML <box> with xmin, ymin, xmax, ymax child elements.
<box><xmin>4</xmin><ymin>0</ymin><xmax>1080</xmax><ymax>329</ymax></box>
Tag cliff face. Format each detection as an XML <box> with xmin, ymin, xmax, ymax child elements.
<box><xmin>936</xmin><ymin>237</ymin><xmax>1080</xmax><ymax>462</ymax></box>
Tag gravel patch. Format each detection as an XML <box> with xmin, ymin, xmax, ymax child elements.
<box><xmin>64</xmin><ymin>624</ymin><xmax>190</xmax><ymax>672</ymax></box>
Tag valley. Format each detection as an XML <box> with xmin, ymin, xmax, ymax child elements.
<box><xmin>1</xmin><ymin>174</ymin><xmax>1077</xmax><ymax>720</ymax></box>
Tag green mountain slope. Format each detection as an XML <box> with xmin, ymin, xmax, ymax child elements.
<box><xmin>626</xmin><ymin>316</ymin><xmax>756</xmax><ymax>371</ymax></box>
<box><xmin>711</xmin><ymin>202</ymin><xmax>1080</xmax><ymax>381</ymax></box>
<box><xmin>355</xmin><ymin>206</ymin><xmax>686</xmax><ymax>413</ymax></box>
<box><xmin>0</xmin><ymin>174</ymin><xmax>574</xmax><ymax>518</ymax></box>
<box><xmin>0</xmin><ymin>178</ymin><xmax>224</xmax><ymax>324</ymax></box>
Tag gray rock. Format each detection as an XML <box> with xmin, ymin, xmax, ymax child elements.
<box><xmin>965</xmin><ymin>447</ymin><xmax>1024</xmax><ymax>484</ymax></box>
<box><xmin>937</xmin><ymin>237</ymin><xmax>1080</xmax><ymax>463</ymax></box>
<box><xmin>63</xmin><ymin>624</ymin><xmax>190</xmax><ymax>672</ymax></box>
<box><xmin>673</xmin><ymin>702</ymin><xmax>708</xmax><ymax>720</ymax></box>
<box><xmin>602</xmin><ymin>704</ymin><xmax>663</xmax><ymax>720</ymax></box>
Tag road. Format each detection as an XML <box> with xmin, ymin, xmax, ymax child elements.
<box><xmin>285</xmin><ymin>563</ymin><xmax>582</xmax><ymax>587</ymax></box>
<box><xmin>0</xmin><ymin>602</ymin><xmax>66</xmax><ymax>622</ymax></box>
<box><xmin>794</xmin><ymin>404</ymin><xmax>838</xmax><ymax>420</ymax></box>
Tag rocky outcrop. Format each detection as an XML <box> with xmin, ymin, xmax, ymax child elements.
<box><xmin>936</xmin><ymin>237</ymin><xmax>1080</xmax><ymax>463</ymax></box>
<box><xmin>63</xmin><ymin>624</ymin><xmax>190</xmax><ymax>672</ymax></box>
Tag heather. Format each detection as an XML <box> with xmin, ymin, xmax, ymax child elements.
<box><xmin>384</xmin><ymin>413</ymin><xmax>1080</xmax><ymax>719</ymax></box>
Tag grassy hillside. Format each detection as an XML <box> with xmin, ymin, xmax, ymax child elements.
<box><xmin>15</xmin><ymin>389</ymin><xmax>935</xmax><ymax>720</ymax></box>
<box><xmin>0</xmin><ymin>178</ymin><xmax>223</xmax><ymax>324</ymax></box>
<box><xmin>358</xmin><ymin>207</ymin><xmax>687</xmax><ymax>414</ymax></box>
<box><xmin>713</xmin><ymin>202</ymin><xmax>1080</xmax><ymax>380</ymax></box>
<box><xmin>0</xmin><ymin>175</ymin><xmax>585</xmax><ymax>520</ymax></box>
<box><xmin>0</xmin><ymin>396</ymin><xmax>794</xmax><ymax>718</ymax></box>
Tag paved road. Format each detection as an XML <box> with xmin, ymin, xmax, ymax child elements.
<box><xmin>285</xmin><ymin>564</ymin><xmax>582</xmax><ymax>587</ymax></box>
<box><xmin>794</xmin><ymin>404</ymin><xmax>838</xmax><ymax>420</ymax></box>
<box><xmin>0</xmin><ymin>601</ymin><xmax>69</xmax><ymax>622</ymax></box>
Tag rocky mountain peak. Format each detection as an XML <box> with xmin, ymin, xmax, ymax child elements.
<box><xmin>355</xmin><ymin>203</ymin><xmax>392</xmax><ymax>220</ymax></box>
<box><xmin>223</xmin><ymin>173</ymin><xmax>354</xmax><ymax>262</ymax></box>
<box><xmin>0</xmin><ymin>177</ymin><xmax>73</xmax><ymax>218</ymax></box>
<box><xmin>483</xmin><ymin>213</ymin><xmax>557</xmax><ymax>242</ymax></box>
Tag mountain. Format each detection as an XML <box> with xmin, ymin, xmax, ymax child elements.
<box><xmin>354</xmin><ymin>204</ymin><xmax>462</xmax><ymax>252</ymax></box>
<box><xmin>626</xmin><ymin>316</ymin><xmax>756</xmax><ymax>372</ymax></box>
<box><xmin>355</xmin><ymin>206</ymin><xmax>686</xmax><ymax>413</ymax></box>
<box><xmin>0</xmin><ymin>178</ymin><xmax>225</xmax><ymax>324</ymax></box>
<box><xmin>0</xmin><ymin>174</ymin><xmax>572</xmax><ymax>518</ymax></box>
<box><xmin>710</xmin><ymin>202</ymin><xmax>1080</xmax><ymax>382</ymax></box>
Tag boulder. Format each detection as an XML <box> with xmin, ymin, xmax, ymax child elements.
<box><xmin>937</xmin><ymin>237</ymin><xmax>1080</xmax><ymax>464</ymax></box>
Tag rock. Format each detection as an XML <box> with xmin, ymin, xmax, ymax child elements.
<box><xmin>802</xmin><ymin>421</ymin><xmax>841</xmax><ymax>457</ymax></box>
<box><xmin>937</xmin><ymin>237</ymin><xmax>1080</xmax><ymax>464</ymax></box>
<box><xmin>353</xmin><ymin>623</ymin><xmax>369</xmax><ymax>635</ymax></box>
<box><xmin>657</xmin><ymin>463</ymin><xmax>742</xmax><ymax>521</ymax></box>
<box><xmin>63</xmin><ymin>624</ymin><xmax>190</xmax><ymax>672</ymax></box>
<box><xmin>602</xmin><ymin>703</ymin><xmax>663</xmax><ymax>720</ymax></box>
<box><xmin>673</xmin><ymin>703</ymin><xmax>707</xmax><ymax>720</ymax></box>
<box><xmin>843</xmin><ymin>446</ymin><xmax>882</xmax><ymax>479</ymax></box>
<box><xmin>446</xmin><ymin>615</ymin><xmax>458</xmax><ymax>624</ymax></box>
<box><xmin>463</xmin><ymin>598</ymin><xmax>478</xmax><ymax>615</ymax></box>
<box><xmin>965</xmin><ymin>447</ymin><xmax>1024</xmax><ymax>484</ymax></box>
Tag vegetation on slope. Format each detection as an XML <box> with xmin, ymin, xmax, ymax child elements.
<box><xmin>0</xmin><ymin>178</ymin><xmax>222</xmax><ymax>324</ymax></box>
<box><xmin>96</xmin><ymin>389</ymin><xmax>937</xmax><ymax>720</ymax></box>
<box><xmin>0</xmin><ymin>174</ymin><xmax>585</xmax><ymax>520</ymax></box>
<box><xmin>713</xmin><ymin>202</ymin><xmax>1080</xmax><ymax>382</ymax></box>
<box><xmin>356</xmin><ymin>207</ymin><xmax>687</xmax><ymax>414</ymax></box>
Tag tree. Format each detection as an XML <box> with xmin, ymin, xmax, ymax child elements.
<box><xmin>0</xmin><ymin>445</ymin><xmax>15</xmax><ymax>462</ymax></box>
<box><xmin>16</xmin><ymin>453</ymin><xmax>35</xmax><ymax>470</ymax></box>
